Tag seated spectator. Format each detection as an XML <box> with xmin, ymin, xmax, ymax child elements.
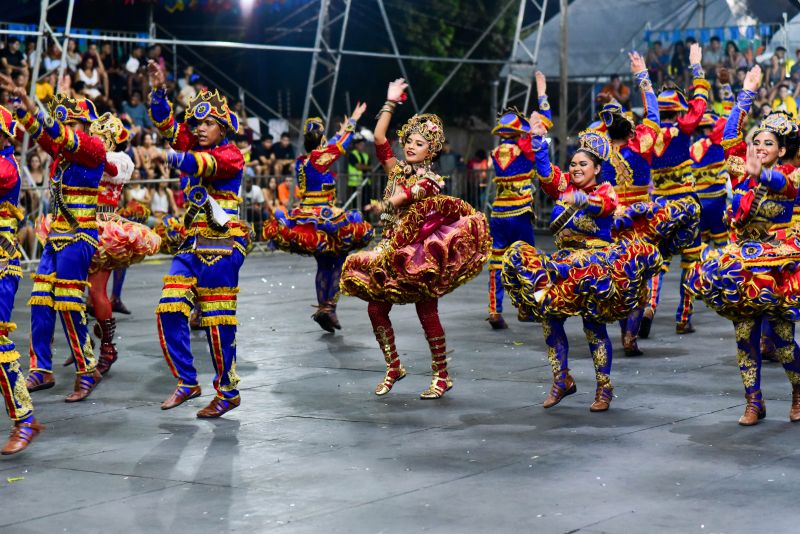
<box><xmin>78</xmin><ymin>56</ymin><xmax>102</xmax><ymax>99</ymax></box>
<box><xmin>263</xmin><ymin>176</ymin><xmax>285</xmax><ymax>218</ymax></box>
<box><xmin>35</xmin><ymin>71</ymin><xmax>56</xmax><ymax>102</ymax></box>
<box><xmin>125</xmin><ymin>46</ymin><xmax>145</xmax><ymax>96</ymax></box>
<box><xmin>771</xmin><ymin>83</ymin><xmax>797</xmax><ymax>117</ymax></box>
<box><xmin>25</xmin><ymin>38</ymin><xmax>37</xmax><ymax>69</ymax></box>
<box><xmin>273</xmin><ymin>132</ymin><xmax>296</xmax><ymax>176</ymax></box>
<box><xmin>245</xmin><ymin>180</ymin><xmax>266</xmax><ymax>234</ymax></box>
<box><xmin>135</xmin><ymin>132</ymin><xmax>161</xmax><ymax>180</ymax></box>
<box><xmin>277</xmin><ymin>174</ymin><xmax>294</xmax><ymax>210</ymax></box>
<box><xmin>99</xmin><ymin>41</ymin><xmax>123</xmax><ymax>100</ymax></box>
<box><xmin>670</xmin><ymin>40</ymin><xmax>689</xmax><ymax>88</ymax></box>
<box><xmin>65</xmin><ymin>39</ymin><xmax>82</xmax><ymax>73</ymax></box>
<box><xmin>178</xmin><ymin>65</ymin><xmax>194</xmax><ymax>90</ymax></box>
<box><xmin>769</xmin><ymin>46</ymin><xmax>788</xmax><ymax>87</ymax></box>
<box><xmin>42</xmin><ymin>41</ymin><xmax>62</xmax><ymax>73</ymax></box>
<box><xmin>125</xmin><ymin>180</ymin><xmax>153</xmax><ymax>223</ymax></box>
<box><xmin>1</xmin><ymin>38</ymin><xmax>28</xmax><ymax>76</ymax></box>
<box><xmin>148</xmin><ymin>44</ymin><xmax>167</xmax><ymax>73</ymax></box>
<box><xmin>177</xmin><ymin>73</ymin><xmax>202</xmax><ymax>118</ymax></box>
<box><xmin>122</xmin><ymin>91</ymin><xmax>152</xmax><ymax>131</ymax></box>
<box><xmin>598</xmin><ymin>74</ymin><xmax>630</xmax><ymax>108</ymax></box>
<box><xmin>235</xmin><ymin>134</ymin><xmax>255</xmax><ymax>177</ymax></box>
<box><xmin>253</xmin><ymin>134</ymin><xmax>276</xmax><ymax>178</ymax></box>
<box><xmin>150</xmin><ymin>166</ymin><xmax>178</xmax><ymax>220</ymax></box>
<box><xmin>16</xmin><ymin>206</ymin><xmax>36</xmax><ymax>258</ymax></box>
<box><xmin>723</xmin><ymin>41</ymin><xmax>747</xmax><ymax>70</ymax></box>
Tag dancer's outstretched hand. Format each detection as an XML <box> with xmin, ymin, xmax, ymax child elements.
<box><xmin>535</xmin><ymin>71</ymin><xmax>547</xmax><ymax>96</ymax></box>
<box><xmin>350</xmin><ymin>101</ymin><xmax>367</xmax><ymax>122</ymax></box>
<box><xmin>689</xmin><ymin>42</ymin><xmax>702</xmax><ymax>65</ymax></box>
<box><xmin>387</xmin><ymin>78</ymin><xmax>408</xmax><ymax>103</ymax></box>
<box><xmin>629</xmin><ymin>51</ymin><xmax>646</xmax><ymax>74</ymax></box>
<box><xmin>745</xmin><ymin>143</ymin><xmax>762</xmax><ymax>179</ymax></box>
<box><xmin>743</xmin><ymin>65</ymin><xmax>762</xmax><ymax>92</ymax></box>
<box><xmin>147</xmin><ymin>60</ymin><xmax>166</xmax><ymax>90</ymax></box>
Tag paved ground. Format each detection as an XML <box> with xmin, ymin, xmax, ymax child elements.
<box><xmin>0</xmin><ymin>238</ymin><xmax>798</xmax><ymax>533</ymax></box>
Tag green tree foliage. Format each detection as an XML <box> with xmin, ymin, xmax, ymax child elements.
<box><xmin>389</xmin><ymin>0</ymin><xmax>517</xmax><ymax>122</ymax></box>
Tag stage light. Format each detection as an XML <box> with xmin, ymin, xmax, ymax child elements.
<box><xmin>240</xmin><ymin>0</ymin><xmax>256</xmax><ymax>16</ymax></box>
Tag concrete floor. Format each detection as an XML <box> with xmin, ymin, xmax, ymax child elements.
<box><xmin>0</xmin><ymin>239</ymin><xmax>798</xmax><ymax>534</ymax></box>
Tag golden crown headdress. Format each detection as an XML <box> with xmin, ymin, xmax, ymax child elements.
<box><xmin>304</xmin><ymin>117</ymin><xmax>324</xmax><ymax>132</ymax></box>
<box><xmin>577</xmin><ymin>129</ymin><xmax>611</xmax><ymax>161</ymax></box>
<box><xmin>90</xmin><ymin>113</ymin><xmax>130</xmax><ymax>149</ymax></box>
<box><xmin>397</xmin><ymin>114</ymin><xmax>445</xmax><ymax>157</ymax></box>
<box><xmin>185</xmin><ymin>89</ymin><xmax>239</xmax><ymax>133</ymax></box>
<box><xmin>754</xmin><ymin>111</ymin><xmax>798</xmax><ymax>138</ymax></box>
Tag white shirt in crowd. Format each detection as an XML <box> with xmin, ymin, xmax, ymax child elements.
<box><xmin>125</xmin><ymin>55</ymin><xmax>140</xmax><ymax>74</ymax></box>
<box><xmin>151</xmin><ymin>190</ymin><xmax>170</xmax><ymax>214</ymax></box>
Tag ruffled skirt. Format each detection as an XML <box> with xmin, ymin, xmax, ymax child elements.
<box><xmin>340</xmin><ymin>195</ymin><xmax>491</xmax><ymax>303</ymax></box>
<box><xmin>263</xmin><ymin>204</ymin><xmax>373</xmax><ymax>256</ymax></box>
<box><xmin>613</xmin><ymin>196</ymin><xmax>700</xmax><ymax>257</ymax></box>
<box><xmin>502</xmin><ymin>238</ymin><xmax>662</xmax><ymax>323</ymax></box>
<box><xmin>685</xmin><ymin>231</ymin><xmax>800</xmax><ymax>321</ymax></box>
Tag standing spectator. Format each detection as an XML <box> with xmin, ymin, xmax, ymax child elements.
<box><xmin>277</xmin><ymin>174</ymin><xmax>294</xmax><ymax>210</ymax></box>
<box><xmin>467</xmin><ymin>149</ymin><xmax>490</xmax><ymax>208</ymax></box>
<box><xmin>263</xmin><ymin>176</ymin><xmax>285</xmax><ymax>218</ymax></box>
<box><xmin>121</xmin><ymin>91</ymin><xmax>152</xmax><ymax>131</ymax></box>
<box><xmin>273</xmin><ymin>132</ymin><xmax>296</xmax><ymax>176</ymax></box>
<box><xmin>1</xmin><ymin>38</ymin><xmax>28</xmax><ymax>76</ymax></box>
<box><xmin>99</xmin><ymin>41</ymin><xmax>123</xmax><ymax>100</ymax></box>
<box><xmin>65</xmin><ymin>39</ymin><xmax>82</xmax><ymax>73</ymax></box>
<box><xmin>77</xmin><ymin>56</ymin><xmax>102</xmax><ymax>99</ymax></box>
<box><xmin>670</xmin><ymin>40</ymin><xmax>688</xmax><ymax>88</ymax></box>
<box><xmin>25</xmin><ymin>38</ymin><xmax>37</xmax><ymax>69</ymax></box>
<box><xmin>347</xmin><ymin>134</ymin><xmax>371</xmax><ymax>204</ymax></box>
<box><xmin>599</xmin><ymin>74</ymin><xmax>631</xmax><ymax>108</ymax></box>
<box><xmin>437</xmin><ymin>141</ymin><xmax>463</xmax><ymax>177</ymax></box>
<box><xmin>252</xmin><ymin>134</ymin><xmax>276</xmax><ymax>178</ymax></box>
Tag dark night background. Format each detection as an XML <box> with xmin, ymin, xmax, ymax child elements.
<box><xmin>3</xmin><ymin>0</ymin><xmax>559</xmax><ymax>124</ymax></box>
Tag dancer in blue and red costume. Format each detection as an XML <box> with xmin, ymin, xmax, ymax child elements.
<box><xmin>503</xmin><ymin>123</ymin><xmax>662</xmax><ymax>411</ymax></box>
<box><xmin>341</xmin><ymin>78</ymin><xmax>490</xmax><ymax>399</ymax></box>
<box><xmin>262</xmin><ymin>105</ymin><xmax>372</xmax><ymax>333</ymax></box>
<box><xmin>147</xmin><ymin>60</ymin><xmax>247</xmax><ymax>418</ymax></box>
<box><xmin>485</xmin><ymin>71</ymin><xmax>551</xmax><ymax>329</ymax></box>
<box><xmin>641</xmin><ymin>42</ymin><xmax>707</xmax><ymax>337</ymax></box>
<box><xmin>687</xmin><ymin>65</ymin><xmax>800</xmax><ymax>426</ymax></box>
<box><xmin>0</xmin><ymin>104</ymin><xmax>43</xmax><ymax>454</ymax></box>
<box><xmin>6</xmin><ymin>86</ymin><xmax>106</xmax><ymax>402</ymax></box>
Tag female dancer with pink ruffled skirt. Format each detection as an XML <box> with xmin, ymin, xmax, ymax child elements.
<box><xmin>340</xmin><ymin>79</ymin><xmax>491</xmax><ymax>399</ymax></box>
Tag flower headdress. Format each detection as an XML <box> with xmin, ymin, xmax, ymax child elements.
<box><xmin>185</xmin><ymin>89</ymin><xmax>239</xmax><ymax>133</ymax></box>
<box><xmin>577</xmin><ymin>129</ymin><xmax>611</xmax><ymax>161</ymax></box>
<box><xmin>397</xmin><ymin>113</ymin><xmax>445</xmax><ymax>158</ymax></box>
<box><xmin>753</xmin><ymin>111</ymin><xmax>798</xmax><ymax>138</ymax></box>
<box><xmin>48</xmin><ymin>93</ymin><xmax>98</xmax><ymax>124</ymax></box>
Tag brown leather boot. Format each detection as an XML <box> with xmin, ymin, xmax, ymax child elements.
<box><xmin>622</xmin><ymin>331</ymin><xmax>643</xmax><ymax>357</ymax></box>
<box><xmin>590</xmin><ymin>383</ymin><xmax>614</xmax><ymax>412</ymax></box>
<box><xmin>312</xmin><ymin>301</ymin><xmax>336</xmax><ymax>333</ymax></box>
<box><xmin>1</xmin><ymin>420</ymin><xmax>45</xmax><ymax>455</ymax></box>
<box><xmin>487</xmin><ymin>313</ymin><xmax>508</xmax><ymax>330</ymax></box>
<box><xmin>738</xmin><ymin>391</ymin><xmax>766</xmax><ymax>426</ymax></box>
<box><xmin>543</xmin><ymin>370</ymin><xmax>576</xmax><ymax>409</ymax></box>
<box><xmin>25</xmin><ymin>371</ymin><xmax>55</xmax><ymax>392</ymax></box>
<box><xmin>65</xmin><ymin>369</ymin><xmax>102</xmax><ymax>402</ymax></box>
<box><xmin>161</xmin><ymin>384</ymin><xmax>202</xmax><ymax>410</ymax></box>
<box><xmin>196</xmin><ymin>396</ymin><xmax>240</xmax><ymax>418</ymax></box>
<box><xmin>790</xmin><ymin>385</ymin><xmax>800</xmax><ymax>422</ymax></box>
<box><xmin>95</xmin><ymin>319</ymin><xmax>118</xmax><ymax>375</ymax></box>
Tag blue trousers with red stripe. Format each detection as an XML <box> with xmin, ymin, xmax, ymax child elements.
<box><xmin>488</xmin><ymin>213</ymin><xmax>535</xmax><ymax>315</ymax></box>
<box><xmin>155</xmin><ymin>248</ymin><xmax>245</xmax><ymax>401</ymax></box>
<box><xmin>29</xmin><ymin>239</ymin><xmax>97</xmax><ymax>375</ymax></box>
<box><xmin>0</xmin><ymin>261</ymin><xmax>34</xmax><ymax>423</ymax></box>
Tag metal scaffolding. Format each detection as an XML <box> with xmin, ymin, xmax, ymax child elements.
<box><xmin>501</xmin><ymin>0</ymin><xmax>549</xmax><ymax>114</ymax></box>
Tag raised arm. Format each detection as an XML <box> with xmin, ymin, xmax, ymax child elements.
<box><xmin>374</xmin><ymin>79</ymin><xmax>406</xmax><ymax>174</ymax></box>
<box><xmin>630</xmin><ymin>51</ymin><xmax>659</xmax><ymax>125</ymax></box>
<box><xmin>677</xmin><ymin>43</ymin><xmax>710</xmax><ymax>135</ymax></box>
<box><xmin>535</xmin><ymin>71</ymin><xmax>552</xmax><ymax>123</ymax></box>
<box><xmin>310</xmin><ymin>102</ymin><xmax>366</xmax><ymax>171</ymax></box>
<box><xmin>724</xmin><ymin>66</ymin><xmax>761</xmax><ymax>143</ymax></box>
<box><xmin>146</xmin><ymin>60</ymin><xmax>197</xmax><ymax>151</ymax></box>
